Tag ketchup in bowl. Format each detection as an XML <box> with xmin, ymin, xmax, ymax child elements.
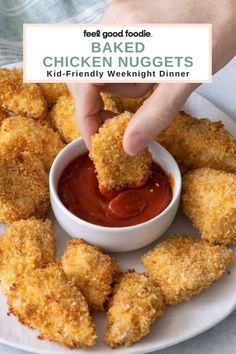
<box><xmin>58</xmin><ymin>153</ymin><xmax>172</xmax><ymax>228</ymax></box>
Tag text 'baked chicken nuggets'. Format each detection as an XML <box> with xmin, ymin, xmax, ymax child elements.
<box><xmin>0</xmin><ymin>116</ymin><xmax>65</xmax><ymax>169</ymax></box>
<box><xmin>61</xmin><ymin>238</ymin><xmax>120</xmax><ymax>310</ymax></box>
<box><xmin>50</xmin><ymin>94</ymin><xmax>79</xmax><ymax>143</ymax></box>
<box><xmin>105</xmin><ymin>270</ymin><xmax>165</xmax><ymax>348</ymax></box>
<box><xmin>90</xmin><ymin>112</ymin><xmax>152</xmax><ymax>192</ymax></box>
<box><xmin>38</xmin><ymin>83</ymin><xmax>69</xmax><ymax>106</ymax></box>
<box><xmin>0</xmin><ymin>152</ymin><xmax>50</xmax><ymax>224</ymax></box>
<box><xmin>0</xmin><ymin>218</ymin><xmax>55</xmax><ymax>294</ymax></box>
<box><xmin>157</xmin><ymin>111</ymin><xmax>236</xmax><ymax>173</ymax></box>
<box><xmin>8</xmin><ymin>263</ymin><xmax>97</xmax><ymax>348</ymax></box>
<box><xmin>142</xmin><ymin>235</ymin><xmax>234</xmax><ymax>305</ymax></box>
<box><xmin>0</xmin><ymin>68</ymin><xmax>47</xmax><ymax>119</ymax></box>
<box><xmin>182</xmin><ymin>168</ymin><xmax>236</xmax><ymax>245</ymax></box>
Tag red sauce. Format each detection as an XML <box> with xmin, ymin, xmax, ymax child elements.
<box><xmin>58</xmin><ymin>153</ymin><xmax>172</xmax><ymax>228</ymax></box>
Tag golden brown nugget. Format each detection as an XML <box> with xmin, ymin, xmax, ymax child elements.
<box><xmin>142</xmin><ymin>235</ymin><xmax>234</xmax><ymax>305</ymax></box>
<box><xmin>61</xmin><ymin>239</ymin><xmax>120</xmax><ymax>310</ymax></box>
<box><xmin>0</xmin><ymin>218</ymin><xmax>55</xmax><ymax>294</ymax></box>
<box><xmin>50</xmin><ymin>94</ymin><xmax>79</xmax><ymax>143</ymax></box>
<box><xmin>101</xmin><ymin>88</ymin><xmax>154</xmax><ymax>113</ymax></box>
<box><xmin>90</xmin><ymin>112</ymin><xmax>152</xmax><ymax>191</ymax></box>
<box><xmin>39</xmin><ymin>83</ymin><xmax>69</xmax><ymax>106</ymax></box>
<box><xmin>157</xmin><ymin>111</ymin><xmax>236</xmax><ymax>173</ymax></box>
<box><xmin>182</xmin><ymin>168</ymin><xmax>236</xmax><ymax>245</ymax></box>
<box><xmin>0</xmin><ymin>116</ymin><xmax>65</xmax><ymax>169</ymax></box>
<box><xmin>0</xmin><ymin>109</ymin><xmax>9</xmax><ymax>124</ymax></box>
<box><xmin>0</xmin><ymin>152</ymin><xmax>50</xmax><ymax>224</ymax></box>
<box><xmin>0</xmin><ymin>68</ymin><xmax>47</xmax><ymax>119</ymax></box>
<box><xmin>8</xmin><ymin>263</ymin><xmax>97</xmax><ymax>348</ymax></box>
<box><xmin>105</xmin><ymin>270</ymin><xmax>165</xmax><ymax>348</ymax></box>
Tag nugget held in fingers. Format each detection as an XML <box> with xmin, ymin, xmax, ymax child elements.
<box><xmin>50</xmin><ymin>94</ymin><xmax>79</xmax><ymax>143</ymax></box>
<box><xmin>0</xmin><ymin>116</ymin><xmax>65</xmax><ymax>169</ymax></box>
<box><xmin>0</xmin><ymin>218</ymin><xmax>55</xmax><ymax>294</ymax></box>
<box><xmin>105</xmin><ymin>270</ymin><xmax>165</xmax><ymax>348</ymax></box>
<box><xmin>157</xmin><ymin>111</ymin><xmax>236</xmax><ymax>173</ymax></box>
<box><xmin>8</xmin><ymin>263</ymin><xmax>97</xmax><ymax>348</ymax></box>
<box><xmin>61</xmin><ymin>239</ymin><xmax>120</xmax><ymax>310</ymax></box>
<box><xmin>0</xmin><ymin>152</ymin><xmax>50</xmax><ymax>223</ymax></box>
<box><xmin>182</xmin><ymin>168</ymin><xmax>236</xmax><ymax>245</ymax></box>
<box><xmin>90</xmin><ymin>112</ymin><xmax>152</xmax><ymax>192</ymax></box>
<box><xmin>142</xmin><ymin>235</ymin><xmax>234</xmax><ymax>305</ymax></box>
<box><xmin>0</xmin><ymin>68</ymin><xmax>47</xmax><ymax>119</ymax></box>
<box><xmin>39</xmin><ymin>83</ymin><xmax>69</xmax><ymax>106</ymax></box>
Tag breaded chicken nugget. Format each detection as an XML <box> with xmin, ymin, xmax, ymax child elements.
<box><xmin>50</xmin><ymin>94</ymin><xmax>79</xmax><ymax>143</ymax></box>
<box><xmin>0</xmin><ymin>68</ymin><xmax>47</xmax><ymax>119</ymax></box>
<box><xmin>0</xmin><ymin>116</ymin><xmax>65</xmax><ymax>169</ymax></box>
<box><xmin>90</xmin><ymin>112</ymin><xmax>152</xmax><ymax>192</ymax></box>
<box><xmin>0</xmin><ymin>109</ymin><xmax>9</xmax><ymax>124</ymax></box>
<box><xmin>182</xmin><ymin>168</ymin><xmax>236</xmax><ymax>245</ymax></box>
<box><xmin>39</xmin><ymin>83</ymin><xmax>69</xmax><ymax>106</ymax></box>
<box><xmin>0</xmin><ymin>218</ymin><xmax>55</xmax><ymax>294</ymax></box>
<box><xmin>61</xmin><ymin>239</ymin><xmax>120</xmax><ymax>310</ymax></box>
<box><xmin>105</xmin><ymin>270</ymin><xmax>165</xmax><ymax>348</ymax></box>
<box><xmin>157</xmin><ymin>111</ymin><xmax>236</xmax><ymax>173</ymax></box>
<box><xmin>142</xmin><ymin>235</ymin><xmax>234</xmax><ymax>305</ymax></box>
<box><xmin>0</xmin><ymin>152</ymin><xmax>50</xmax><ymax>224</ymax></box>
<box><xmin>101</xmin><ymin>88</ymin><xmax>154</xmax><ymax>113</ymax></box>
<box><xmin>8</xmin><ymin>263</ymin><xmax>97</xmax><ymax>348</ymax></box>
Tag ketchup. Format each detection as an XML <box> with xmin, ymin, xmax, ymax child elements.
<box><xmin>58</xmin><ymin>153</ymin><xmax>172</xmax><ymax>228</ymax></box>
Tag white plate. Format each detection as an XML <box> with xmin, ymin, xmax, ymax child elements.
<box><xmin>0</xmin><ymin>63</ymin><xmax>236</xmax><ymax>354</ymax></box>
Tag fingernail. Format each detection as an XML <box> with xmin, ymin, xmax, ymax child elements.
<box><xmin>125</xmin><ymin>134</ymin><xmax>149</xmax><ymax>156</ymax></box>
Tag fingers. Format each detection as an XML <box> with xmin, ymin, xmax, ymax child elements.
<box><xmin>102</xmin><ymin>83</ymin><xmax>154</xmax><ymax>98</ymax></box>
<box><xmin>123</xmin><ymin>83</ymin><xmax>198</xmax><ymax>155</ymax></box>
<box><xmin>69</xmin><ymin>83</ymin><xmax>105</xmax><ymax>148</ymax></box>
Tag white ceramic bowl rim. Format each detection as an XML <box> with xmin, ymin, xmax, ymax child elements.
<box><xmin>49</xmin><ymin>137</ymin><xmax>182</xmax><ymax>232</ymax></box>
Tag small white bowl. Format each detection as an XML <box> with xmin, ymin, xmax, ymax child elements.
<box><xmin>49</xmin><ymin>138</ymin><xmax>181</xmax><ymax>252</ymax></box>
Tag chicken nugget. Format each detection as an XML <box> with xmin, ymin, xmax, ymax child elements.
<box><xmin>61</xmin><ymin>238</ymin><xmax>120</xmax><ymax>310</ymax></box>
<box><xmin>39</xmin><ymin>83</ymin><xmax>69</xmax><ymax>106</ymax></box>
<box><xmin>50</xmin><ymin>94</ymin><xmax>79</xmax><ymax>143</ymax></box>
<box><xmin>0</xmin><ymin>68</ymin><xmax>47</xmax><ymax>119</ymax></box>
<box><xmin>182</xmin><ymin>168</ymin><xmax>236</xmax><ymax>245</ymax></box>
<box><xmin>157</xmin><ymin>111</ymin><xmax>236</xmax><ymax>173</ymax></box>
<box><xmin>101</xmin><ymin>88</ymin><xmax>154</xmax><ymax>113</ymax></box>
<box><xmin>0</xmin><ymin>116</ymin><xmax>65</xmax><ymax>169</ymax></box>
<box><xmin>90</xmin><ymin>112</ymin><xmax>152</xmax><ymax>192</ymax></box>
<box><xmin>8</xmin><ymin>263</ymin><xmax>97</xmax><ymax>348</ymax></box>
<box><xmin>0</xmin><ymin>152</ymin><xmax>50</xmax><ymax>224</ymax></box>
<box><xmin>0</xmin><ymin>109</ymin><xmax>9</xmax><ymax>124</ymax></box>
<box><xmin>0</xmin><ymin>218</ymin><xmax>55</xmax><ymax>294</ymax></box>
<box><xmin>105</xmin><ymin>270</ymin><xmax>165</xmax><ymax>348</ymax></box>
<box><xmin>142</xmin><ymin>235</ymin><xmax>234</xmax><ymax>304</ymax></box>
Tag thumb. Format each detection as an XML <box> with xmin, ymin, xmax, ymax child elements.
<box><xmin>123</xmin><ymin>83</ymin><xmax>198</xmax><ymax>156</ymax></box>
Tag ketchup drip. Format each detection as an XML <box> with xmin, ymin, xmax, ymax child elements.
<box><xmin>58</xmin><ymin>153</ymin><xmax>172</xmax><ymax>228</ymax></box>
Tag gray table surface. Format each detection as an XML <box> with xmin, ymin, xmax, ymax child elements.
<box><xmin>1</xmin><ymin>57</ymin><xmax>236</xmax><ymax>354</ymax></box>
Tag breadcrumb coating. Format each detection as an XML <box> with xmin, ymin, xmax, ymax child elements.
<box><xmin>182</xmin><ymin>168</ymin><xmax>236</xmax><ymax>245</ymax></box>
<box><xmin>0</xmin><ymin>218</ymin><xmax>55</xmax><ymax>294</ymax></box>
<box><xmin>39</xmin><ymin>83</ymin><xmax>69</xmax><ymax>106</ymax></box>
<box><xmin>0</xmin><ymin>152</ymin><xmax>50</xmax><ymax>224</ymax></box>
<box><xmin>8</xmin><ymin>263</ymin><xmax>97</xmax><ymax>348</ymax></box>
<box><xmin>101</xmin><ymin>88</ymin><xmax>154</xmax><ymax>113</ymax></box>
<box><xmin>105</xmin><ymin>270</ymin><xmax>165</xmax><ymax>348</ymax></box>
<box><xmin>0</xmin><ymin>68</ymin><xmax>47</xmax><ymax>119</ymax></box>
<box><xmin>90</xmin><ymin>112</ymin><xmax>152</xmax><ymax>191</ymax></box>
<box><xmin>0</xmin><ymin>116</ymin><xmax>65</xmax><ymax>169</ymax></box>
<box><xmin>142</xmin><ymin>235</ymin><xmax>234</xmax><ymax>305</ymax></box>
<box><xmin>61</xmin><ymin>239</ymin><xmax>120</xmax><ymax>311</ymax></box>
<box><xmin>0</xmin><ymin>109</ymin><xmax>9</xmax><ymax>124</ymax></box>
<box><xmin>50</xmin><ymin>94</ymin><xmax>79</xmax><ymax>143</ymax></box>
<box><xmin>157</xmin><ymin>111</ymin><xmax>236</xmax><ymax>173</ymax></box>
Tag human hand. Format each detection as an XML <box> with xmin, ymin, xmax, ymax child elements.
<box><xmin>69</xmin><ymin>0</ymin><xmax>236</xmax><ymax>155</ymax></box>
